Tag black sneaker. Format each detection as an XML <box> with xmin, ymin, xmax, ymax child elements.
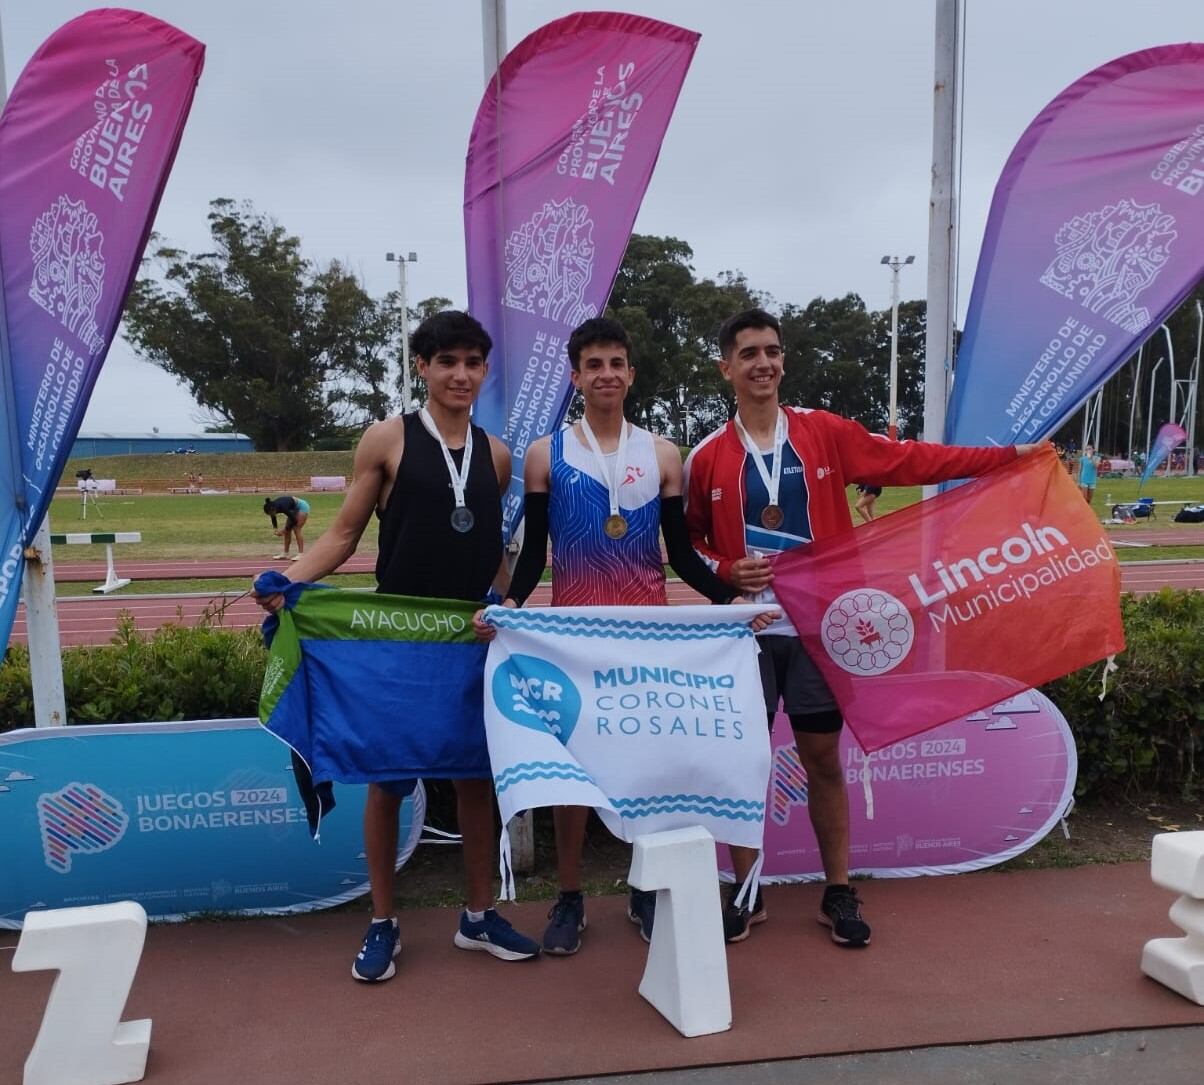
<box><xmin>722</xmin><ymin>886</ymin><xmax>766</xmax><ymax>943</ymax></box>
<box><xmin>542</xmin><ymin>891</ymin><xmax>587</xmax><ymax>955</ymax></box>
<box><xmin>819</xmin><ymin>885</ymin><xmax>871</xmax><ymax>947</ymax></box>
<box><xmin>627</xmin><ymin>888</ymin><xmax>656</xmax><ymax>943</ymax></box>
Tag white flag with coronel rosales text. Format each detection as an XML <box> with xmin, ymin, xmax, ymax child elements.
<box><xmin>482</xmin><ymin>605</ymin><xmax>771</xmax><ymax>852</ymax></box>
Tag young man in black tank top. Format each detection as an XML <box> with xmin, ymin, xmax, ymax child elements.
<box><xmin>255</xmin><ymin>311</ymin><xmax>539</xmax><ymax>981</ymax></box>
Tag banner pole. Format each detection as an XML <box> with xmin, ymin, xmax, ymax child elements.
<box><xmin>24</xmin><ymin>515</ymin><xmax>67</xmax><ymax>726</ymax></box>
<box><xmin>481</xmin><ymin>0</ymin><xmax>505</xmax><ymax>86</ymax></box>
<box><xmin>480</xmin><ymin>0</ymin><xmax>534</xmax><ymax>874</ymax></box>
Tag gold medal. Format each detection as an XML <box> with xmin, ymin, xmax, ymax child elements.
<box><xmin>760</xmin><ymin>504</ymin><xmax>784</xmax><ymax>530</ymax></box>
<box><xmin>604</xmin><ymin>514</ymin><xmax>629</xmax><ymax>539</ymax></box>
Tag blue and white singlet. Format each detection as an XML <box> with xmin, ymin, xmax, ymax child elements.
<box><xmin>547</xmin><ymin>423</ymin><xmax>666</xmax><ymax>606</ymax></box>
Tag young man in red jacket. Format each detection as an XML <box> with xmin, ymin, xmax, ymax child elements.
<box><xmin>685</xmin><ymin>308</ymin><xmax>1037</xmax><ymax>947</ymax></box>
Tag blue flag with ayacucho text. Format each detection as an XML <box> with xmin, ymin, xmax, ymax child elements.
<box><xmin>259</xmin><ymin>585</ymin><xmax>491</xmax><ymax>789</ymax></box>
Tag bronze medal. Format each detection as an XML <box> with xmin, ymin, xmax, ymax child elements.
<box><xmin>604</xmin><ymin>513</ymin><xmax>629</xmax><ymax>539</ymax></box>
<box><xmin>760</xmin><ymin>504</ymin><xmax>784</xmax><ymax>530</ymax></box>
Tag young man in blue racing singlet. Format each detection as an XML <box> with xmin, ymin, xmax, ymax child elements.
<box><xmin>476</xmin><ymin>317</ymin><xmax>771</xmax><ymax>955</ymax></box>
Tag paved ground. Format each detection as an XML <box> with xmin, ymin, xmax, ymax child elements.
<box><xmin>3</xmin><ymin>862</ymin><xmax>1201</xmax><ymax>1084</ymax></box>
<box><xmin>535</xmin><ymin>1027</ymin><xmax>1204</xmax><ymax>1085</ymax></box>
<box><xmin>1105</xmin><ymin>526</ymin><xmax>1204</xmax><ymax>546</ymax></box>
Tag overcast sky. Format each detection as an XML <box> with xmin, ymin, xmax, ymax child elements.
<box><xmin>5</xmin><ymin>1</ymin><xmax>1201</xmax><ymax>432</ymax></box>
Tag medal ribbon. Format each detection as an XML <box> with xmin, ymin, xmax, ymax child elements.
<box><xmin>579</xmin><ymin>416</ymin><xmax>630</xmax><ymax>521</ymax></box>
<box><xmin>733</xmin><ymin>408</ymin><xmax>785</xmax><ymax>510</ymax></box>
<box><xmin>420</xmin><ymin>407</ymin><xmax>473</xmax><ymax>511</ymax></box>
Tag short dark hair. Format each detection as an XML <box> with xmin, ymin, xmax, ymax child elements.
<box><xmin>566</xmin><ymin>317</ymin><xmax>633</xmax><ymax>371</ymax></box>
<box><xmin>717</xmin><ymin>308</ymin><xmax>781</xmax><ymax>358</ymax></box>
<box><xmin>409</xmin><ymin>310</ymin><xmax>492</xmax><ymax>361</ymax></box>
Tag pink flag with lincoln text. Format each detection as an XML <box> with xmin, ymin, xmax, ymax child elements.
<box><xmin>771</xmin><ymin>447</ymin><xmax>1124</xmax><ymax>753</ymax></box>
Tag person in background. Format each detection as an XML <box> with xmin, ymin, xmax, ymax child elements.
<box><xmin>263</xmin><ymin>495</ymin><xmax>310</xmax><ymax>560</ymax></box>
<box><xmin>1077</xmin><ymin>445</ymin><xmax>1098</xmax><ymax>504</ymax></box>
<box><xmin>853</xmin><ymin>483</ymin><xmax>881</xmax><ymax>523</ymax></box>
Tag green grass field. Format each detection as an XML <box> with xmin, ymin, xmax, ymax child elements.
<box><xmin>47</xmin><ymin>468</ymin><xmax>1204</xmax><ymax>567</ymax></box>
<box><xmin>46</xmin><ymin>451</ymin><xmax>1204</xmax><ymax>573</ymax></box>
<box><xmin>65</xmin><ymin>450</ymin><xmax>355</xmax><ymax>485</ymax></box>
<box><xmin>49</xmin><ymin>490</ymin><xmax>357</xmax><ymax>562</ymax></box>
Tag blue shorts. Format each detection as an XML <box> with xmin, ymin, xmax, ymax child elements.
<box><xmin>295</xmin><ymin>498</ymin><xmax>310</xmax><ymax>514</ymax></box>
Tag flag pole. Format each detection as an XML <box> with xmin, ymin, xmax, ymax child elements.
<box><xmin>924</xmin><ymin>0</ymin><xmax>959</xmax><ymax>480</ymax></box>
<box><xmin>481</xmin><ymin>0</ymin><xmax>534</xmax><ymax>874</ymax></box>
<box><xmin>481</xmin><ymin>0</ymin><xmax>505</xmax><ymax>85</ymax></box>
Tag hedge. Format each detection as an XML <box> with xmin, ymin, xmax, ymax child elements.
<box><xmin>1040</xmin><ymin>588</ymin><xmax>1203</xmax><ymax>802</ymax></box>
<box><xmin>2</xmin><ymin>591</ymin><xmax>1200</xmax><ymax>801</ymax></box>
<box><xmin>0</xmin><ymin>615</ymin><xmax>266</xmax><ymax>728</ymax></box>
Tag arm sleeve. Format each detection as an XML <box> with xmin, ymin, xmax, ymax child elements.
<box><xmin>268</xmin><ymin>512</ymin><xmax>279</xmax><ymax>529</ymax></box>
<box><xmin>683</xmin><ymin>447</ymin><xmax>737</xmax><ymax>583</ymax></box>
<box><xmin>827</xmin><ymin>412</ymin><xmax>1018</xmax><ymax>486</ymax></box>
<box><xmin>661</xmin><ymin>497</ymin><xmax>735</xmax><ymax>603</ymax></box>
<box><xmin>504</xmin><ymin>492</ymin><xmax>550</xmax><ymax>606</ymax></box>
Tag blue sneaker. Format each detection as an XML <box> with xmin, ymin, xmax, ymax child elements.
<box><xmin>351</xmin><ymin>917</ymin><xmax>400</xmax><ymax>982</ymax></box>
<box><xmin>454</xmin><ymin>909</ymin><xmax>541</xmax><ymax>961</ymax></box>
<box><xmin>542</xmin><ymin>891</ymin><xmax>587</xmax><ymax>955</ymax></box>
<box><xmin>627</xmin><ymin>888</ymin><xmax>656</xmax><ymax>943</ymax></box>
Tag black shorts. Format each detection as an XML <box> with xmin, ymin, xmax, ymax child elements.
<box><xmin>756</xmin><ymin>634</ymin><xmax>841</xmax><ymax>732</ymax></box>
<box><xmin>857</xmin><ymin>485</ymin><xmax>882</xmax><ymax>497</ymax></box>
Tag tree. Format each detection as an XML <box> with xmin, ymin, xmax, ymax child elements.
<box><xmin>123</xmin><ymin>199</ymin><xmax>397</xmax><ymax>450</ymax></box>
<box><xmin>395</xmin><ymin>295</ymin><xmax>455</xmax><ymax>407</ymax></box>
<box><xmin>607</xmin><ymin>235</ymin><xmax>759</xmax><ymax>444</ymax></box>
<box><xmin>880</xmin><ymin>299</ymin><xmax>928</xmax><ymax>439</ymax></box>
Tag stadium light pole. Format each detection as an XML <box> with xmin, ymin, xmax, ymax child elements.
<box><xmin>1146</xmin><ymin>356</ymin><xmax>1165</xmax><ymax>460</ymax></box>
<box><xmin>386</xmin><ymin>251</ymin><xmax>418</xmax><ymax>413</ymax></box>
<box><xmin>881</xmin><ymin>255</ymin><xmax>915</xmax><ymax>440</ymax></box>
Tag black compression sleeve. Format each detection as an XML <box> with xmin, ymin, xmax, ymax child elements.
<box><xmin>505</xmin><ymin>492</ymin><xmax>550</xmax><ymax>606</ymax></box>
<box><xmin>661</xmin><ymin>496</ymin><xmax>735</xmax><ymax>604</ymax></box>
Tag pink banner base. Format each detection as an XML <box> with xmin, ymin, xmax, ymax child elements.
<box><xmin>719</xmin><ymin>688</ymin><xmax>1076</xmax><ymax>881</ymax></box>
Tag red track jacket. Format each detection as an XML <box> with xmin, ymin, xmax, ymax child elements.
<box><xmin>683</xmin><ymin>407</ymin><xmax>1018</xmax><ymax>584</ymax></box>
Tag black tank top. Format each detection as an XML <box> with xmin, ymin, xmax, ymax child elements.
<box><xmin>375</xmin><ymin>412</ymin><xmax>502</xmax><ymax>601</ymax></box>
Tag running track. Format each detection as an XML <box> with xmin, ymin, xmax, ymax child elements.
<box><xmin>45</xmin><ymin>523</ymin><xmax>1204</xmax><ymax>582</ymax></box>
<box><xmin>11</xmin><ymin>559</ymin><xmax>1204</xmax><ymax>647</ymax></box>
